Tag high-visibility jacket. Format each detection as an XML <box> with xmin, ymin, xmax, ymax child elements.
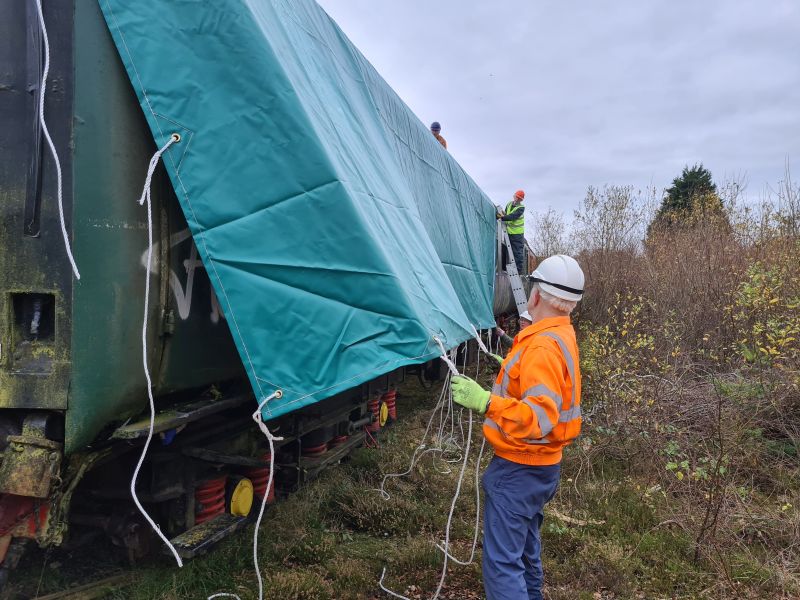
<box><xmin>484</xmin><ymin>315</ymin><xmax>581</xmax><ymax>466</ymax></box>
<box><xmin>503</xmin><ymin>200</ymin><xmax>524</xmax><ymax>235</ymax></box>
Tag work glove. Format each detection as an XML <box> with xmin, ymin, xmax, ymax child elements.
<box><xmin>489</xmin><ymin>353</ymin><xmax>503</xmax><ymax>365</ymax></box>
<box><xmin>451</xmin><ymin>375</ymin><xmax>491</xmax><ymax>414</ymax></box>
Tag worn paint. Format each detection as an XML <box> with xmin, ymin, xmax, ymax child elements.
<box><xmin>0</xmin><ymin>416</ymin><xmax>63</xmax><ymax>498</ymax></box>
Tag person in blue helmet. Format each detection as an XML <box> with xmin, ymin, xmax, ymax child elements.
<box><xmin>430</xmin><ymin>122</ymin><xmax>447</xmax><ymax>149</ymax></box>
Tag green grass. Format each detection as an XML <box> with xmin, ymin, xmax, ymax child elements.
<box><xmin>11</xmin><ymin>372</ymin><xmax>799</xmax><ymax>599</ymax></box>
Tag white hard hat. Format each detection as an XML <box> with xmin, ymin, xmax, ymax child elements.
<box><xmin>531</xmin><ymin>255</ymin><xmax>585</xmax><ymax>302</ymax></box>
<box><xmin>519</xmin><ymin>311</ymin><xmax>532</xmax><ymax>322</ymax></box>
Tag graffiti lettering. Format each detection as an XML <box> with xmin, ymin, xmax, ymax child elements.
<box><xmin>140</xmin><ymin>229</ymin><xmax>225</xmax><ymax>323</ymax></box>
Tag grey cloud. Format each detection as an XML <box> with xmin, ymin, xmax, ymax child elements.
<box><xmin>318</xmin><ymin>0</ymin><xmax>800</xmax><ymax>221</ymax></box>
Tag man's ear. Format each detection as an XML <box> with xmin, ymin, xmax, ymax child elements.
<box><xmin>529</xmin><ymin>289</ymin><xmax>540</xmax><ymax>309</ymax></box>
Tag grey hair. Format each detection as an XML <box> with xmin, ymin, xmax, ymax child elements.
<box><xmin>533</xmin><ymin>283</ymin><xmax>577</xmax><ymax>315</ymax></box>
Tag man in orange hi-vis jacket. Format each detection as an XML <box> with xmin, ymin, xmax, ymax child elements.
<box><xmin>452</xmin><ymin>254</ymin><xmax>585</xmax><ymax>600</ymax></box>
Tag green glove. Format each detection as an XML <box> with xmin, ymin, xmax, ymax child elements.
<box><xmin>451</xmin><ymin>375</ymin><xmax>491</xmax><ymax>414</ymax></box>
<box><xmin>489</xmin><ymin>353</ymin><xmax>503</xmax><ymax>365</ymax></box>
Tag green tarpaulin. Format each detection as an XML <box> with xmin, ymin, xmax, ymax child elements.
<box><xmin>100</xmin><ymin>0</ymin><xmax>496</xmax><ymax>418</ymax></box>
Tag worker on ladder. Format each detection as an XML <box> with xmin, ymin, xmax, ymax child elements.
<box><xmin>500</xmin><ymin>190</ymin><xmax>526</xmax><ymax>274</ymax></box>
<box><xmin>450</xmin><ymin>255</ymin><xmax>585</xmax><ymax>600</ymax></box>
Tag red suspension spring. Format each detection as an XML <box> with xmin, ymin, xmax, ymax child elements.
<box><xmin>301</xmin><ymin>442</ymin><xmax>329</xmax><ymax>457</ymax></box>
<box><xmin>246</xmin><ymin>453</ymin><xmax>275</xmax><ymax>504</ymax></box>
<box><xmin>328</xmin><ymin>434</ymin><xmax>350</xmax><ymax>447</ymax></box>
<box><xmin>382</xmin><ymin>389</ymin><xmax>397</xmax><ymax>421</ymax></box>
<box><xmin>366</xmin><ymin>398</ymin><xmax>381</xmax><ymax>432</ymax></box>
<box><xmin>195</xmin><ymin>476</ymin><xmax>227</xmax><ymax>524</ymax></box>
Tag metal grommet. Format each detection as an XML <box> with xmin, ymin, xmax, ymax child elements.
<box><xmin>274</xmin><ymin>390</ymin><xmax>283</xmax><ymax>399</ymax></box>
<box><xmin>171</xmin><ymin>132</ymin><xmax>181</xmax><ymax>143</ymax></box>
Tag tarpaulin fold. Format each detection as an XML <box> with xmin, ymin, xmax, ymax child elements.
<box><xmin>100</xmin><ymin>0</ymin><xmax>497</xmax><ymax>418</ymax></box>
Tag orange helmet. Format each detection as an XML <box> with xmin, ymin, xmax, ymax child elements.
<box><xmin>514</xmin><ymin>190</ymin><xmax>525</xmax><ymax>200</ymax></box>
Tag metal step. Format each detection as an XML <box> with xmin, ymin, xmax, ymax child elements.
<box><xmin>499</xmin><ymin>225</ymin><xmax>529</xmax><ymax>316</ymax></box>
<box><xmin>169</xmin><ymin>513</ymin><xmax>250</xmax><ymax>559</ymax></box>
<box><xmin>112</xmin><ymin>393</ymin><xmax>251</xmax><ymax>440</ymax></box>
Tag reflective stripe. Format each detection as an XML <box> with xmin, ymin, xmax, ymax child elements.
<box><xmin>559</xmin><ymin>404</ymin><xmax>582</xmax><ymax>422</ymax></box>
<box><xmin>483</xmin><ymin>417</ymin><xmax>506</xmax><ymax>438</ymax></box>
<box><xmin>522</xmin><ymin>384</ymin><xmax>562</xmax><ymax>407</ymax></box>
<box><xmin>521</xmin><ymin>399</ymin><xmax>555</xmax><ymax>437</ymax></box>
<box><xmin>540</xmin><ymin>332</ymin><xmax>576</xmax><ymax>408</ymax></box>
<box><xmin>487</xmin><ymin>416</ymin><xmax>549</xmax><ymax>446</ymax></box>
<box><xmin>497</xmin><ymin>350</ymin><xmax>523</xmax><ymax>397</ymax></box>
<box><xmin>489</xmin><ymin>332</ymin><xmax>580</xmax><ymax>447</ymax></box>
<box><xmin>523</xmin><ymin>383</ymin><xmax>579</xmax><ymax>423</ymax></box>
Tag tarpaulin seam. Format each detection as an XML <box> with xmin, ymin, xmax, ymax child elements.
<box><xmin>258</xmin><ymin>346</ymin><xmax>456</xmax><ymax>415</ymax></box>
<box><xmin>103</xmin><ymin>0</ymin><xmax>268</xmax><ymax>402</ymax></box>
<box><xmin>252</xmin><ymin>338</ymin><xmax>439</xmax><ymax>396</ymax></box>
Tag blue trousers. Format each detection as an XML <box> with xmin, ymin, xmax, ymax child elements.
<box><xmin>482</xmin><ymin>456</ymin><xmax>561</xmax><ymax>600</ymax></box>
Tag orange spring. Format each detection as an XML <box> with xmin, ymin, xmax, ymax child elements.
<box><xmin>246</xmin><ymin>453</ymin><xmax>274</xmax><ymax>504</ymax></box>
<box><xmin>195</xmin><ymin>476</ymin><xmax>227</xmax><ymax>524</ymax></box>
<box><xmin>366</xmin><ymin>398</ymin><xmax>381</xmax><ymax>432</ymax></box>
<box><xmin>382</xmin><ymin>389</ymin><xmax>397</xmax><ymax>420</ymax></box>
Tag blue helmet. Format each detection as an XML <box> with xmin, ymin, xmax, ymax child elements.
<box><xmin>430</xmin><ymin>121</ymin><xmax>441</xmax><ymax>132</ymax></box>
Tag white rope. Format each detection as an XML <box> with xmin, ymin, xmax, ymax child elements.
<box><xmin>129</xmin><ymin>134</ymin><xmax>286</xmax><ymax>598</ymax></box>
<box><xmin>206</xmin><ymin>390</ymin><xmax>283</xmax><ymax>600</ymax></box>
<box><xmin>34</xmin><ymin>0</ymin><xmax>80</xmax><ymax>279</ymax></box>
<box><xmin>429</xmin><ymin>408</ymin><xmax>473</xmax><ymax>599</ymax></box>
<box><xmin>433</xmin><ymin>329</ymin><xmax>487</xmax><ymax>566</ymax></box>
<box><xmin>379</xmin><ymin>567</ymin><xmax>413</xmax><ymax>600</ymax></box>
<box><xmin>250</xmin><ymin>392</ymin><xmax>283</xmax><ymax>600</ymax></box>
<box><xmin>470</xmin><ymin>324</ymin><xmax>490</xmax><ymax>355</ymax></box>
<box><xmin>131</xmin><ymin>135</ymin><xmax>181</xmax><ymax>566</ymax></box>
<box><xmin>377</xmin><ymin>373</ymin><xmax>452</xmax><ymax>499</ymax></box>
<box><xmin>379</xmin><ymin>342</ymin><xmax>476</xmax><ymax>600</ymax></box>
<box><xmin>435</xmin><ymin>437</ymin><xmax>485</xmax><ymax>566</ymax></box>
<box><xmin>433</xmin><ymin>336</ymin><xmax>459</xmax><ymax>376</ymax></box>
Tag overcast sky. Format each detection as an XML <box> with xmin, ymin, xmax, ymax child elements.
<box><xmin>316</xmin><ymin>1</ymin><xmax>800</xmax><ymax>220</ymax></box>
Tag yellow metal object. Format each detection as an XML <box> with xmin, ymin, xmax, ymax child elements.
<box><xmin>379</xmin><ymin>402</ymin><xmax>389</xmax><ymax>427</ymax></box>
<box><xmin>229</xmin><ymin>478</ymin><xmax>254</xmax><ymax>517</ymax></box>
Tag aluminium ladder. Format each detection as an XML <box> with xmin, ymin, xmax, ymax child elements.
<box><xmin>499</xmin><ymin>222</ymin><xmax>529</xmax><ymax>317</ymax></box>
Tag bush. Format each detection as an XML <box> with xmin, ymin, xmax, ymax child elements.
<box><xmin>560</xmin><ymin>171</ymin><xmax>800</xmax><ymax>596</ymax></box>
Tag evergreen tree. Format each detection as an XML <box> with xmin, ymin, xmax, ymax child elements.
<box><xmin>649</xmin><ymin>164</ymin><xmax>728</xmax><ymax>235</ymax></box>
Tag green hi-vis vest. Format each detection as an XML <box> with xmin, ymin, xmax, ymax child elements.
<box><xmin>504</xmin><ymin>200</ymin><xmax>524</xmax><ymax>235</ymax></box>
